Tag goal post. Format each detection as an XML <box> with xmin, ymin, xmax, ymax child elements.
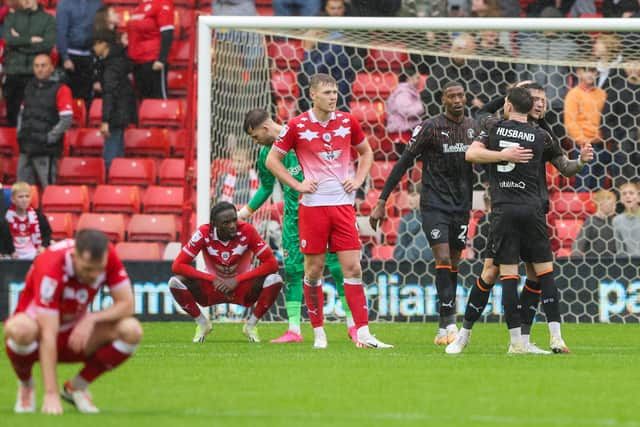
<box><xmin>196</xmin><ymin>16</ymin><xmax>640</xmax><ymax>323</ymax></box>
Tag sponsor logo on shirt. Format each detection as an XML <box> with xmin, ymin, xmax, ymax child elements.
<box><xmin>442</xmin><ymin>143</ymin><xmax>469</xmax><ymax>153</ymax></box>
<box><xmin>499</xmin><ymin>181</ymin><xmax>526</xmax><ymax>189</ymax></box>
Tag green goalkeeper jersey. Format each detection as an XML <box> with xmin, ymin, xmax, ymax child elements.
<box><xmin>247</xmin><ymin>146</ymin><xmax>303</xmax><ymax>218</ymax></box>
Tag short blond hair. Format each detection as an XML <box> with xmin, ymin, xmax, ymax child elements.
<box><xmin>619</xmin><ymin>182</ymin><xmax>639</xmax><ymax>193</ymax></box>
<box><xmin>309</xmin><ymin>73</ymin><xmax>337</xmax><ymax>90</ymax></box>
<box><xmin>11</xmin><ymin>182</ymin><xmax>31</xmax><ymax>198</ymax></box>
<box><xmin>592</xmin><ymin>189</ymin><xmax>616</xmax><ymax>204</ymax></box>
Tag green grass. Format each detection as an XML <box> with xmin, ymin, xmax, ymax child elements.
<box><xmin>1</xmin><ymin>322</ymin><xmax>639</xmax><ymax>427</ymax></box>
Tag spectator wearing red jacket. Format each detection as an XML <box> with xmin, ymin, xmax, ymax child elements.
<box><xmin>126</xmin><ymin>0</ymin><xmax>174</xmax><ymax>99</ymax></box>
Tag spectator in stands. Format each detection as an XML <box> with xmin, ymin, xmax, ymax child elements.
<box><xmin>397</xmin><ymin>0</ymin><xmax>448</xmax><ymax>17</ymax></box>
<box><xmin>350</xmin><ymin>0</ymin><xmax>401</xmax><ymax>16</ymax></box>
<box><xmin>273</xmin><ymin>0</ymin><xmax>321</xmax><ymax>16</ymax></box>
<box><xmin>613</xmin><ymin>182</ymin><xmax>640</xmax><ymax>257</ymax></box>
<box><xmin>470</xmin><ymin>0</ymin><xmax>502</xmax><ymax>16</ymax></box>
<box><xmin>600</xmin><ymin>61</ymin><xmax>640</xmax><ymax>186</ymax></box>
<box><xmin>385</xmin><ymin>64</ymin><xmax>424</xmax><ymax>155</ymax></box>
<box><xmin>516</xmin><ymin>6</ymin><xmax>578</xmax><ymax>139</ymax></box>
<box><xmin>214</xmin><ymin>146</ymin><xmax>259</xmax><ymax>206</ymax></box>
<box><xmin>93</xmin><ymin>5</ymin><xmax>126</xmax><ymax>47</ymax></box>
<box><xmin>297</xmin><ymin>0</ymin><xmax>363</xmax><ymax>113</ymax></box>
<box><xmin>127</xmin><ymin>0</ymin><xmax>174</xmax><ymax>99</ymax></box>
<box><xmin>393</xmin><ymin>186</ymin><xmax>433</xmax><ymax>262</ymax></box>
<box><xmin>0</xmin><ymin>181</ymin><xmax>51</xmax><ymax>260</ymax></box>
<box><xmin>93</xmin><ymin>30</ymin><xmax>136</xmax><ymax>174</ymax></box>
<box><xmin>471</xmin><ymin>189</ymin><xmax>491</xmax><ymax>260</ymax></box>
<box><xmin>421</xmin><ymin>33</ymin><xmax>482</xmax><ymax>118</ymax></box>
<box><xmin>602</xmin><ymin>0</ymin><xmax>639</xmax><ymax>17</ymax></box>
<box><xmin>564</xmin><ymin>65</ymin><xmax>608</xmax><ymax>190</ymax></box>
<box><xmin>17</xmin><ymin>54</ymin><xmax>73</xmax><ymax>188</ymax></box>
<box><xmin>593</xmin><ymin>33</ymin><xmax>622</xmax><ymax>90</ymax></box>
<box><xmin>213</xmin><ymin>0</ymin><xmax>257</xmax><ymax>15</ymax></box>
<box><xmin>572</xmin><ymin>189</ymin><xmax>617</xmax><ymax>258</ymax></box>
<box><xmin>3</xmin><ymin>0</ymin><xmax>55</xmax><ymax>126</ymax></box>
<box><xmin>56</xmin><ymin>0</ymin><xmax>102</xmax><ymax>102</ymax></box>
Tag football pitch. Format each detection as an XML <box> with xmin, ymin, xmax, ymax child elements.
<box><xmin>1</xmin><ymin>322</ymin><xmax>638</xmax><ymax>427</ymax></box>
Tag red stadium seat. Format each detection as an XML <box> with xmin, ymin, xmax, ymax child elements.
<box><xmin>371</xmin><ymin>244</ymin><xmax>395</xmax><ymax>260</ymax></box>
<box><xmin>357</xmin><ymin>188</ymin><xmax>381</xmax><ymax>216</ymax></box>
<box><xmin>57</xmin><ymin>157</ymin><xmax>105</xmax><ymax>185</ymax></box>
<box><xmin>352</xmin><ymin>72</ymin><xmax>398</xmax><ymax>101</ymax></box>
<box><xmin>72</xmin><ymin>99</ymin><xmax>87</xmax><ymax>127</ymax></box>
<box><xmin>266</xmin><ymin>38</ymin><xmax>303</xmax><ymax>70</ymax></box>
<box><xmin>0</xmin><ymin>127</ymin><xmax>18</xmax><ymax>156</ymax></box>
<box><xmin>381</xmin><ymin>217</ymin><xmax>401</xmax><ymax>245</ymax></box>
<box><xmin>88</xmin><ymin>98</ymin><xmax>102</xmax><ymax>127</ymax></box>
<box><xmin>276</xmin><ymin>98</ymin><xmax>298</xmax><ymax>123</ymax></box>
<box><xmin>554</xmin><ymin>219</ymin><xmax>584</xmax><ymax>248</ymax></box>
<box><xmin>271</xmin><ymin>70</ymin><xmax>300</xmax><ymax>99</ymax></box>
<box><xmin>550</xmin><ymin>192</ymin><xmax>596</xmax><ymax>219</ymax></box>
<box><xmin>0</xmin><ymin>156</ymin><xmax>17</xmax><ymax>183</ymax></box>
<box><xmin>168</xmin><ymin>39</ymin><xmax>191</xmax><ymax>69</ymax></box>
<box><xmin>366</xmin><ymin>45</ymin><xmax>410</xmax><ymax>71</ymax></box>
<box><xmin>138</xmin><ymin>99</ymin><xmax>185</xmax><ymax>128</ymax></box>
<box><xmin>127</xmin><ymin>214</ymin><xmax>177</xmax><ymax>242</ymax></box>
<box><xmin>42</xmin><ymin>185</ymin><xmax>90</xmax><ymax>213</ymax></box>
<box><xmin>166</xmin><ymin>129</ymin><xmax>189</xmax><ymax>157</ymax></box>
<box><xmin>76</xmin><ymin>213</ymin><xmax>126</xmax><ymax>241</ymax></box>
<box><xmin>115</xmin><ymin>241</ymin><xmax>163</xmax><ymax>261</ymax></box>
<box><xmin>158</xmin><ymin>158</ymin><xmax>185</xmax><ymax>186</ymax></box>
<box><xmin>370</xmin><ymin>160</ymin><xmax>397</xmax><ymax>189</ymax></box>
<box><xmin>70</xmin><ymin>128</ymin><xmax>104</xmax><ymax>156</ymax></box>
<box><xmin>143</xmin><ymin>186</ymin><xmax>183</xmax><ymax>214</ymax></box>
<box><xmin>109</xmin><ymin>158</ymin><xmax>157</xmax><ymax>186</ymax></box>
<box><xmin>124</xmin><ymin>128</ymin><xmax>170</xmax><ymax>157</ymax></box>
<box><xmin>349</xmin><ymin>101</ymin><xmax>385</xmax><ymax>132</ymax></box>
<box><xmin>93</xmin><ymin>185</ymin><xmax>141</xmax><ymax>214</ymax></box>
<box><xmin>387</xmin><ymin>190</ymin><xmax>411</xmax><ymax>217</ymax></box>
<box><xmin>167</xmin><ymin>70</ymin><xmax>188</xmax><ymax>97</ymax></box>
<box><xmin>45</xmin><ymin>212</ymin><xmax>74</xmax><ymax>240</ymax></box>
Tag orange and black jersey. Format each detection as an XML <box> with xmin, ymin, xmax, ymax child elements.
<box><xmin>478</xmin><ymin>119</ymin><xmax>553</xmax><ymax>208</ymax></box>
<box><xmin>380</xmin><ymin>114</ymin><xmax>478</xmax><ymax>213</ymax></box>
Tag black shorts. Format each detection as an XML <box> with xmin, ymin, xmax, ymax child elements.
<box><xmin>421</xmin><ymin>209</ymin><xmax>470</xmax><ymax>251</ymax></box>
<box><xmin>489</xmin><ymin>204</ymin><xmax>552</xmax><ymax>265</ymax></box>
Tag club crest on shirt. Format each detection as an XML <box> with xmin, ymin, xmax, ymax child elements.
<box><xmin>221</xmin><ymin>252</ymin><xmax>230</xmax><ymax>261</ymax></box>
<box><xmin>278</xmin><ymin>125</ymin><xmax>289</xmax><ymax>139</ymax></box>
<box><xmin>430</xmin><ymin>229</ymin><xmax>441</xmax><ymax>240</ymax></box>
<box><xmin>323</xmin><ymin>133</ymin><xmax>331</xmax><ymax>142</ymax></box>
<box><xmin>467</xmin><ymin>128</ymin><xmax>475</xmax><ymax>139</ymax></box>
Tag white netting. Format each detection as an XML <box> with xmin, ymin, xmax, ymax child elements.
<box><xmin>202</xmin><ymin>18</ymin><xmax>640</xmax><ymax>323</ymax></box>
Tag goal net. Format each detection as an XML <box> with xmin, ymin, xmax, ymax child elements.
<box><xmin>197</xmin><ymin>16</ymin><xmax>640</xmax><ymax>324</ymax></box>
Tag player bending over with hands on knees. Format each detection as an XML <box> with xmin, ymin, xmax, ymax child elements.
<box><xmin>4</xmin><ymin>229</ymin><xmax>143</xmax><ymax>414</ymax></box>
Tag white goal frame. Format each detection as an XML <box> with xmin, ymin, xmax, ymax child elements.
<box><xmin>196</xmin><ymin>15</ymin><xmax>637</xmax><ymax>234</ymax></box>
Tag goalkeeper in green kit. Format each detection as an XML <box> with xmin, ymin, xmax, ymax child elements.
<box><xmin>239</xmin><ymin>108</ymin><xmax>357</xmax><ymax>343</ymax></box>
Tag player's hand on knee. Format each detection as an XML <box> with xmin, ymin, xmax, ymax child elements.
<box><xmin>501</xmin><ymin>145</ymin><xmax>533</xmax><ymax>163</ymax></box>
<box><xmin>369</xmin><ymin>200</ymin><xmax>386</xmax><ymax>230</ymax></box>
<box><xmin>42</xmin><ymin>392</ymin><xmax>63</xmax><ymax>415</ymax></box>
<box><xmin>68</xmin><ymin>315</ymin><xmax>96</xmax><ymax>353</ymax></box>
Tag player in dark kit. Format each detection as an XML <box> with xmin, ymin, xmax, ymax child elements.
<box><xmin>371</xmin><ymin>81</ymin><xmax>492</xmax><ymax>345</ymax></box>
<box><xmin>446</xmin><ymin>82</ymin><xmax>592</xmax><ymax>355</ymax></box>
<box><xmin>465</xmin><ymin>87</ymin><xmax>563</xmax><ymax>353</ymax></box>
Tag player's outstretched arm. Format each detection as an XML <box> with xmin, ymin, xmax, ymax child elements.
<box><xmin>550</xmin><ymin>142</ymin><xmax>594</xmax><ymax>177</ymax></box>
<box><xmin>37</xmin><ymin>312</ymin><xmax>63</xmax><ymax>414</ymax></box>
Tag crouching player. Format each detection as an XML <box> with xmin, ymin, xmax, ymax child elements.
<box><xmin>4</xmin><ymin>229</ymin><xmax>143</xmax><ymax>414</ymax></box>
<box><xmin>169</xmin><ymin>201</ymin><xmax>284</xmax><ymax>343</ymax></box>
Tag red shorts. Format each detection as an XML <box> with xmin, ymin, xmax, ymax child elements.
<box><xmin>298</xmin><ymin>205</ymin><xmax>360</xmax><ymax>254</ymax></box>
<box><xmin>192</xmin><ymin>276</ymin><xmax>266</xmax><ymax>307</ymax></box>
